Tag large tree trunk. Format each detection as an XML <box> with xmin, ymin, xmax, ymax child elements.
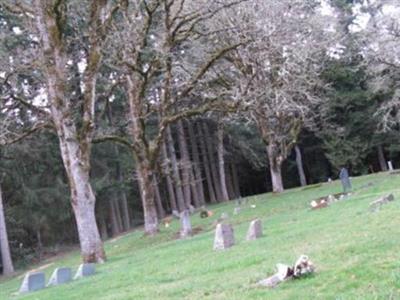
<box><xmin>0</xmin><ymin>185</ymin><xmax>14</xmax><ymax>276</ymax></box>
<box><xmin>267</xmin><ymin>144</ymin><xmax>284</xmax><ymax>193</ymax></box>
<box><xmin>177</xmin><ymin>120</ymin><xmax>193</xmax><ymax>207</ymax></box>
<box><xmin>166</xmin><ymin>126</ymin><xmax>186</xmax><ymax>211</ymax></box>
<box><xmin>135</xmin><ymin>159</ymin><xmax>159</xmax><ymax>235</ymax></box>
<box><xmin>377</xmin><ymin>145</ymin><xmax>388</xmax><ymax>172</ymax></box>
<box><xmin>187</xmin><ymin>121</ymin><xmax>205</xmax><ymax>205</ymax></box>
<box><xmin>161</xmin><ymin>140</ymin><xmax>178</xmax><ymax>211</ymax></box>
<box><xmin>58</xmin><ymin>135</ymin><xmax>106</xmax><ymax>263</ymax></box>
<box><xmin>196</xmin><ymin>121</ymin><xmax>217</xmax><ymax>203</ymax></box>
<box><xmin>34</xmin><ymin>0</ymin><xmax>106</xmax><ymax>263</ymax></box>
<box><xmin>217</xmin><ymin>121</ymin><xmax>230</xmax><ymax>202</ymax></box>
<box><xmin>295</xmin><ymin>145</ymin><xmax>307</xmax><ymax>187</ymax></box>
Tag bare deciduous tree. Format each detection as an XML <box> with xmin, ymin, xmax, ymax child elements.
<box><xmin>0</xmin><ymin>0</ymin><xmax>125</xmax><ymax>262</ymax></box>
<box><xmin>222</xmin><ymin>0</ymin><xmax>335</xmax><ymax>192</ymax></box>
<box><xmin>99</xmin><ymin>0</ymin><xmax>245</xmax><ymax>234</ymax></box>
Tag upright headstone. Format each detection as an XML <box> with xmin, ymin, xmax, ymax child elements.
<box><xmin>233</xmin><ymin>207</ymin><xmax>241</xmax><ymax>215</ymax></box>
<box><xmin>213</xmin><ymin>223</ymin><xmax>235</xmax><ymax>250</ymax></box>
<box><xmin>74</xmin><ymin>263</ymin><xmax>95</xmax><ymax>280</ymax></box>
<box><xmin>47</xmin><ymin>267</ymin><xmax>72</xmax><ymax>287</ymax></box>
<box><xmin>246</xmin><ymin>219</ymin><xmax>263</xmax><ymax>241</ymax></box>
<box><xmin>388</xmin><ymin>161</ymin><xmax>394</xmax><ymax>171</ymax></box>
<box><xmin>188</xmin><ymin>204</ymin><xmax>196</xmax><ymax>215</ymax></box>
<box><xmin>19</xmin><ymin>272</ymin><xmax>45</xmax><ymax>293</ymax></box>
<box><xmin>339</xmin><ymin>167</ymin><xmax>352</xmax><ymax>193</ymax></box>
<box><xmin>179</xmin><ymin>210</ymin><xmax>192</xmax><ymax>238</ymax></box>
<box><xmin>220</xmin><ymin>212</ymin><xmax>229</xmax><ymax>220</ymax></box>
<box><xmin>172</xmin><ymin>210</ymin><xmax>180</xmax><ymax>219</ymax></box>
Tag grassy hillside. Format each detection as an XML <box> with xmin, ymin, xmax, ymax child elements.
<box><xmin>1</xmin><ymin>172</ymin><xmax>400</xmax><ymax>300</ymax></box>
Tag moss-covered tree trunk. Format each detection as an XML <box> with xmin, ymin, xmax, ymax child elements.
<box><xmin>0</xmin><ymin>185</ymin><xmax>14</xmax><ymax>276</ymax></box>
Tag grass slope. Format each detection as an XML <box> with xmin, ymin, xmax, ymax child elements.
<box><xmin>1</xmin><ymin>172</ymin><xmax>400</xmax><ymax>300</ymax></box>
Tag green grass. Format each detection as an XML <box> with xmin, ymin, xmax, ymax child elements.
<box><xmin>2</xmin><ymin>172</ymin><xmax>400</xmax><ymax>299</ymax></box>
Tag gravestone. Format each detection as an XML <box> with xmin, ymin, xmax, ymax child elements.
<box><xmin>172</xmin><ymin>210</ymin><xmax>180</xmax><ymax>219</ymax></box>
<box><xmin>369</xmin><ymin>194</ymin><xmax>395</xmax><ymax>212</ymax></box>
<box><xmin>388</xmin><ymin>161</ymin><xmax>394</xmax><ymax>171</ymax></box>
<box><xmin>246</xmin><ymin>219</ymin><xmax>263</xmax><ymax>241</ymax></box>
<box><xmin>220</xmin><ymin>212</ymin><xmax>229</xmax><ymax>220</ymax></box>
<box><xmin>327</xmin><ymin>194</ymin><xmax>335</xmax><ymax>203</ymax></box>
<box><xmin>233</xmin><ymin>207</ymin><xmax>241</xmax><ymax>215</ymax></box>
<box><xmin>213</xmin><ymin>223</ymin><xmax>235</xmax><ymax>250</ymax></box>
<box><xmin>339</xmin><ymin>168</ymin><xmax>352</xmax><ymax>192</ymax></box>
<box><xmin>188</xmin><ymin>204</ymin><xmax>196</xmax><ymax>215</ymax></box>
<box><xmin>47</xmin><ymin>267</ymin><xmax>72</xmax><ymax>287</ymax></box>
<box><xmin>19</xmin><ymin>272</ymin><xmax>45</xmax><ymax>293</ymax></box>
<box><xmin>179</xmin><ymin>210</ymin><xmax>192</xmax><ymax>238</ymax></box>
<box><xmin>74</xmin><ymin>263</ymin><xmax>95</xmax><ymax>280</ymax></box>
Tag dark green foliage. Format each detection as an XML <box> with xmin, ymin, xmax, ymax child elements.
<box><xmin>320</xmin><ymin>59</ymin><xmax>386</xmax><ymax>174</ymax></box>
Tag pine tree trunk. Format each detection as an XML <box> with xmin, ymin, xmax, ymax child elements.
<box><xmin>115</xmin><ymin>147</ymin><xmax>131</xmax><ymax>231</ymax></box>
<box><xmin>189</xmin><ymin>167</ymin><xmax>200</xmax><ymax>207</ymax></box>
<box><xmin>153</xmin><ymin>175</ymin><xmax>165</xmax><ymax>219</ymax></box>
<box><xmin>267</xmin><ymin>145</ymin><xmax>284</xmax><ymax>193</ymax></box>
<box><xmin>161</xmin><ymin>140</ymin><xmax>178</xmax><ymax>211</ymax></box>
<box><xmin>295</xmin><ymin>145</ymin><xmax>307</xmax><ymax>187</ymax></box>
<box><xmin>196</xmin><ymin>122</ymin><xmax>217</xmax><ymax>203</ymax></box>
<box><xmin>119</xmin><ymin>189</ymin><xmax>131</xmax><ymax>231</ymax></box>
<box><xmin>377</xmin><ymin>145</ymin><xmax>388</xmax><ymax>172</ymax></box>
<box><xmin>135</xmin><ymin>159</ymin><xmax>159</xmax><ymax>235</ymax></box>
<box><xmin>187</xmin><ymin>121</ymin><xmax>205</xmax><ymax>205</ymax></box>
<box><xmin>231</xmin><ymin>163</ymin><xmax>241</xmax><ymax>198</ymax></box>
<box><xmin>109</xmin><ymin>198</ymin><xmax>120</xmax><ymax>236</ymax></box>
<box><xmin>114</xmin><ymin>197</ymin><xmax>124</xmax><ymax>233</ymax></box>
<box><xmin>217</xmin><ymin>121</ymin><xmax>230</xmax><ymax>202</ymax></box>
<box><xmin>166</xmin><ymin>126</ymin><xmax>186</xmax><ymax>212</ymax></box>
<box><xmin>203</xmin><ymin>122</ymin><xmax>223</xmax><ymax>201</ymax></box>
<box><xmin>177</xmin><ymin>120</ymin><xmax>193</xmax><ymax>207</ymax></box>
<box><xmin>0</xmin><ymin>185</ymin><xmax>14</xmax><ymax>276</ymax></box>
<box><xmin>226</xmin><ymin>164</ymin><xmax>235</xmax><ymax>200</ymax></box>
<box><xmin>99</xmin><ymin>215</ymin><xmax>108</xmax><ymax>241</ymax></box>
<box><xmin>36</xmin><ymin>229</ymin><xmax>43</xmax><ymax>261</ymax></box>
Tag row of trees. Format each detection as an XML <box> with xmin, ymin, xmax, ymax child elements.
<box><xmin>1</xmin><ymin>0</ymin><xmax>399</xmax><ymax>274</ymax></box>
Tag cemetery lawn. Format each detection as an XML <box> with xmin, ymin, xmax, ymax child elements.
<box><xmin>2</xmin><ymin>172</ymin><xmax>400</xmax><ymax>300</ymax></box>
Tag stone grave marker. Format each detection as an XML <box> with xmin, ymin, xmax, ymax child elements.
<box><xmin>172</xmin><ymin>210</ymin><xmax>180</xmax><ymax>219</ymax></box>
<box><xmin>47</xmin><ymin>267</ymin><xmax>72</xmax><ymax>287</ymax></box>
<box><xmin>74</xmin><ymin>263</ymin><xmax>95</xmax><ymax>280</ymax></box>
<box><xmin>19</xmin><ymin>272</ymin><xmax>45</xmax><ymax>293</ymax></box>
<box><xmin>339</xmin><ymin>167</ymin><xmax>352</xmax><ymax>192</ymax></box>
<box><xmin>179</xmin><ymin>210</ymin><xmax>192</xmax><ymax>238</ymax></box>
<box><xmin>388</xmin><ymin>161</ymin><xmax>394</xmax><ymax>171</ymax></box>
<box><xmin>188</xmin><ymin>204</ymin><xmax>196</xmax><ymax>215</ymax></box>
<box><xmin>220</xmin><ymin>212</ymin><xmax>229</xmax><ymax>220</ymax></box>
<box><xmin>246</xmin><ymin>219</ymin><xmax>263</xmax><ymax>241</ymax></box>
<box><xmin>213</xmin><ymin>223</ymin><xmax>235</xmax><ymax>250</ymax></box>
<box><xmin>233</xmin><ymin>207</ymin><xmax>241</xmax><ymax>215</ymax></box>
<box><xmin>370</xmin><ymin>194</ymin><xmax>395</xmax><ymax>212</ymax></box>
